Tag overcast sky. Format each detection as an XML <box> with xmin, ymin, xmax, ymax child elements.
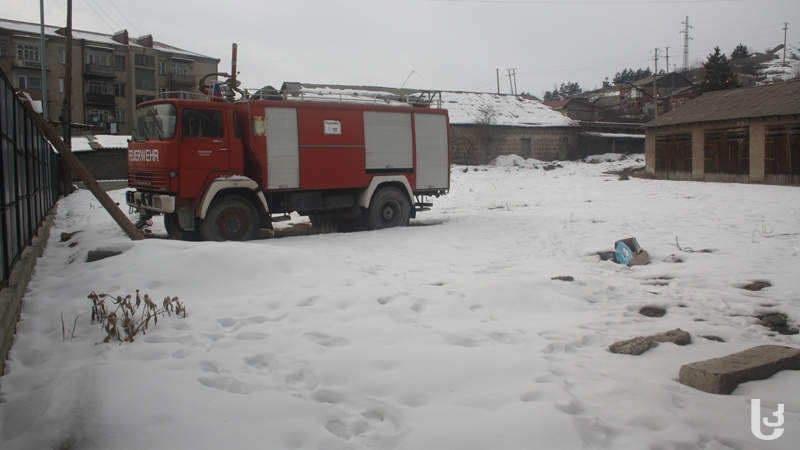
<box><xmin>6</xmin><ymin>0</ymin><xmax>799</xmax><ymax>97</ymax></box>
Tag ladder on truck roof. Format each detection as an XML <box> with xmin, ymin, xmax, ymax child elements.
<box><xmin>247</xmin><ymin>86</ymin><xmax>443</xmax><ymax>109</ymax></box>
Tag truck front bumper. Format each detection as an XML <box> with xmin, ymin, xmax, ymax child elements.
<box><xmin>126</xmin><ymin>191</ymin><xmax>176</xmax><ymax>214</ymax></box>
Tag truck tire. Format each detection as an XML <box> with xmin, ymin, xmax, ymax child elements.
<box><xmin>309</xmin><ymin>213</ymin><xmax>360</xmax><ymax>233</ymax></box>
<box><xmin>164</xmin><ymin>213</ymin><xmax>182</xmax><ymax>239</ymax></box>
<box><xmin>165</xmin><ymin>213</ymin><xmax>202</xmax><ymax>241</ymax></box>
<box><xmin>363</xmin><ymin>186</ymin><xmax>410</xmax><ymax>230</ymax></box>
<box><xmin>201</xmin><ymin>195</ymin><xmax>258</xmax><ymax>241</ymax></box>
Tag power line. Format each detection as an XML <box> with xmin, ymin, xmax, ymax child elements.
<box><xmin>422</xmin><ymin>0</ymin><xmax>741</xmax><ymax>4</ymax></box>
<box><xmin>106</xmin><ymin>0</ymin><xmax>142</xmax><ymax>36</ymax></box>
<box><xmin>89</xmin><ymin>0</ymin><xmax>122</xmax><ymax>31</ymax></box>
<box><xmin>81</xmin><ymin>0</ymin><xmax>114</xmax><ymax>32</ymax></box>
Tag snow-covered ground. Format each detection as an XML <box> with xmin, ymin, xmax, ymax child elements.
<box><xmin>1</xmin><ymin>155</ymin><xmax>799</xmax><ymax>450</ymax></box>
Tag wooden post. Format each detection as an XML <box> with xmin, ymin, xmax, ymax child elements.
<box><xmin>22</xmin><ymin>101</ymin><xmax>145</xmax><ymax>241</ymax></box>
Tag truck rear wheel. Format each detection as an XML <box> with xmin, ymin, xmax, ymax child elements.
<box><xmin>363</xmin><ymin>187</ymin><xmax>410</xmax><ymax>230</ymax></box>
<box><xmin>201</xmin><ymin>195</ymin><xmax>258</xmax><ymax>241</ymax></box>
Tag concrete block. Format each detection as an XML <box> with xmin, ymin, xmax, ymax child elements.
<box><xmin>679</xmin><ymin>345</ymin><xmax>800</xmax><ymax>394</ymax></box>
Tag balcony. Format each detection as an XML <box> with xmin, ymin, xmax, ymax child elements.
<box><xmin>85</xmin><ymin>92</ymin><xmax>115</xmax><ymax>106</ymax></box>
<box><xmin>14</xmin><ymin>59</ymin><xmax>42</xmax><ymax>69</ymax></box>
<box><xmin>85</xmin><ymin>63</ymin><xmax>114</xmax><ymax>78</ymax></box>
<box><xmin>170</xmin><ymin>73</ymin><xmax>196</xmax><ymax>87</ymax></box>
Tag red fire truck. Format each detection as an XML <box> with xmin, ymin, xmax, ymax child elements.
<box><xmin>125</xmin><ymin>74</ymin><xmax>450</xmax><ymax>241</ymax></box>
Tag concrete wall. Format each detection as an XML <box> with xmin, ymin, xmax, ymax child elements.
<box><xmin>0</xmin><ymin>208</ymin><xmax>56</xmax><ymax>376</ymax></box>
<box><xmin>72</xmin><ymin>148</ymin><xmax>128</xmax><ymax>180</ymax></box>
<box><xmin>450</xmin><ymin>125</ymin><xmax>580</xmax><ymax>165</ymax></box>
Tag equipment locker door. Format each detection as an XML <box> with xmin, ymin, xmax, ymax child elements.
<box><xmin>414</xmin><ymin>113</ymin><xmax>449</xmax><ymax>190</ymax></box>
<box><xmin>265</xmin><ymin>107</ymin><xmax>300</xmax><ymax>189</ymax></box>
<box><xmin>364</xmin><ymin>111</ymin><xmax>413</xmax><ymax>171</ymax></box>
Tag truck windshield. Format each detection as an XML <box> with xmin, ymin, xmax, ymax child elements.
<box><xmin>133</xmin><ymin>103</ymin><xmax>177</xmax><ymax>141</ymax></box>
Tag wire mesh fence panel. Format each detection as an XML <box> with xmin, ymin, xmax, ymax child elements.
<box><xmin>0</xmin><ymin>69</ymin><xmax>60</xmax><ymax>287</ymax></box>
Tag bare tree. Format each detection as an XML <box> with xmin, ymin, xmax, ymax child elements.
<box><xmin>451</xmin><ymin>106</ymin><xmax>498</xmax><ymax>165</ymax></box>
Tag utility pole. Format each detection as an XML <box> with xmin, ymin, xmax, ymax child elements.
<box><xmin>512</xmin><ymin>68</ymin><xmax>517</xmax><ymax>95</ymax></box>
<box><xmin>39</xmin><ymin>0</ymin><xmax>47</xmax><ymax>120</ymax></box>
<box><xmin>62</xmin><ymin>0</ymin><xmax>74</xmax><ymax>192</ymax></box>
<box><xmin>507</xmin><ymin>68</ymin><xmax>516</xmax><ymax>95</ymax></box>
<box><xmin>783</xmin><ymin>22</ymin><xmax>789</xmax><ymax>66</ymax></box>
<box><xmin>653</xmin><ymin>48</ymin><xmax>660</xmax><ymax>118</ymax></box>
<box><xmin>497</xmin><ymin>69</ymin><xmax>500</xmax><ymax>94</ymax></box>
<box><xmin>664</xmin><ymin>47</ymin><xmax>670</xmax><ymax>74</ymax></box>
<box><xmin>680</xmin><ymin>16</ymin><xmax>692</xmax><ymax>70</ymax></box>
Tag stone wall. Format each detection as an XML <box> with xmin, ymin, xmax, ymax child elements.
<box><xmin>450</xmin><ymin>125</ymin><xmax>580</xmax><ymax>165</ymax></box>
<box><xmin>72</xmin><ymin>149</ymin><xmax>128</xmax><ymax>181</ymax></box>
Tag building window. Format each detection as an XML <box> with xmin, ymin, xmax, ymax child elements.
<box><xmin>17</xmin><ymin>44</ymin><xmax>40</xmax><ymax>62</ymax></box>
<box><xmin>158</xmin><ymin>61</ymin><xmax>168</xmax><ymax>75</ymax></box>
<box><xmin>171</xmin><ymin>62</ymin><xmax>189</xmax><ymax>75</ymax></box>
<box><xmin>59</xmin><ymin>78</ymin><xmax>65</xmax><ymax>93</ymax></box>
<box><xmin>18</xmin><ymin>75</ymin><xmax>42</xmax><ymax>90</ymax></box>
<box><xmin>114</xmin><ymin>55</ymin><xmax>125</xmax><ymax>71</ymax></box>
<box><xmin>87</xmin><ymin>52</ymin><xmax>110</xmax><ymax>66</ymax></box>
<box><xmin>114</xmin><ymin>82</ymin><xmax>126</xmax><ymax>97</ymax></box>
<box><xmin>89</xmin><ymin>110</ymin><xmax>112</xmax><ymax>124</ymax></box>
<box><xmin>135</xmin><ymin>68</ymin><xmax>155</xmax><ymax>91</ymax></box>
<box><xmin>135</xmin><ymin>94</ymin><xmax>154</xmax><ymax>105</ymax></box>
<box><xmin>89</xmin><ymin>80</ymin><xmax>110</xmax><ymax>94</ymax></box>
<box><xmin>115</xmin><ymin>110</ymin><xmax>126</xmax><ymax>124</ymax></box>
<box><xmin>0</xmin><ymin>41</ymin><xmax>7</xmax><ymax>58</ymax></box>
<box><xmin>134</xmin><ymin>53</ymin><xmax>155</xmax><ymax>67</ymax></box>
<box><xmin>58</xmin><ymin>48</ymin><xmax>66</xmax><ymax>64</ymax></box>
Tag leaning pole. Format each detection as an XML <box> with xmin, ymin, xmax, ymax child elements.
<box><xmin>21</xmin><ymin>100</ymin><xmax>145</xmax><ymax>241</ymax></box>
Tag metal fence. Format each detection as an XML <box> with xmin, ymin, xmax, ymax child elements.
<box><xmin>1</xmin><ymin>69</ymin><xmax>61</xmax><ymax>287</ymax></box>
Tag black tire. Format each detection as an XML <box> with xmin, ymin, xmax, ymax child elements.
<box><xmin>363</xmin><ymin>187</ymin><xmax>411</xmax><ymax>230</ymax></box>
<box><xmin>309</xmin><ymin>214</ymin><xmax>360</xmax><ymax>233</ymax></box>
<box><xmin>164</xmin><ymin>213</ymin><xmax>182</xmax><ymax>239</ymax></box>
<box><xmin>201</xmin><ymin>195</ymin><xmax>258</xmax><ymax>241</ymax></box>
<box><xmin>308</xmin><ymin>213</ymin><xmax>332</xmax><ymax>231</ymax></box>
<box><xmin>164</xmin><ymin>213</ymin><xmax>202</xmax><ymax>241</ymax></box>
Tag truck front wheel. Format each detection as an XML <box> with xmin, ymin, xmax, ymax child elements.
<box><xmin>201</xmin><ymin>195</ymin><xmax>258</xmax><ymax>241</ymax></box>
<box><xmin>363</xmin><ymin>187</ymin><xmax>410</xmax><ymax>230</ymax></box>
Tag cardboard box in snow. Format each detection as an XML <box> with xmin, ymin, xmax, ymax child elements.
<box><xmin>615</xmin><ymin>237</ymin><xmax>650</xmax><ymax>266</ymax></box>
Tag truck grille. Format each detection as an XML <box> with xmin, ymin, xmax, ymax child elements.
<box><xmin>128</xmin><ymin>171</ymin><xmax>169</xmax><ymax>191</ymax></box>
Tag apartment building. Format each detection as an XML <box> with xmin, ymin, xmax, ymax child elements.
<box><xmin>0</xmin><ymin>18</ymin><xmax>219</xmax><ymax>134</ymax></box>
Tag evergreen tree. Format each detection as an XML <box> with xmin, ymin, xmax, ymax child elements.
<box><xmin>543</xmin><ymin>82</ymin><xmax>582</xmax><ymax>101</ymax></box>
<box><xmin>695</xmin><ymin>47</ymin><xmax>740</xmax><ymax>94</ymax></box>
<box><xmin>558</xmin><ymin>81</ymin><xmax>582</xmax><ymax>98</ymax></box>
<box><xmin>731</xmin><ymin>44</ymin><xmax>750</xmax><ymax>60</ymax></box>
<box><xmin>613</xmin><ymin>68</ymin><xmax>653</xmax><ymax>84</ymax></box>
<box><xmin>543</xmin><ymin>87</ymin><xmax>561</xmax><ymax>102</ymax></box>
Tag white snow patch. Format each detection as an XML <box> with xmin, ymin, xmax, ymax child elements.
<box><xmin>1</xmin><ymin>158</ymin><xmax>799</xmax><ymax>450</ymax></box>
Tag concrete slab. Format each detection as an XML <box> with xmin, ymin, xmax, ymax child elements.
<box><xmin>679</xmin><ymin>345</ymin><xmax>800</xmax><ymax>394</ymax></box>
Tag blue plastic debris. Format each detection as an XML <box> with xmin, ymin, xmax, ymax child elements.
<box><xmin>614</xmin><ymin>237</ymin><xmax>650</xmax><ymax>266</ymax></box>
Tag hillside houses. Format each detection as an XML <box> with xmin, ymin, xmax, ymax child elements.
<box><xmin>618</xmin><ymin>72</ymin><xmax>694</xmax><ymax>116</ymax></box>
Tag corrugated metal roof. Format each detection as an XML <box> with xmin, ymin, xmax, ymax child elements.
<box><xmin>645</xmin><ymin>79</ymin><xmax>800</xmax><ymax>128</ymax></box>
